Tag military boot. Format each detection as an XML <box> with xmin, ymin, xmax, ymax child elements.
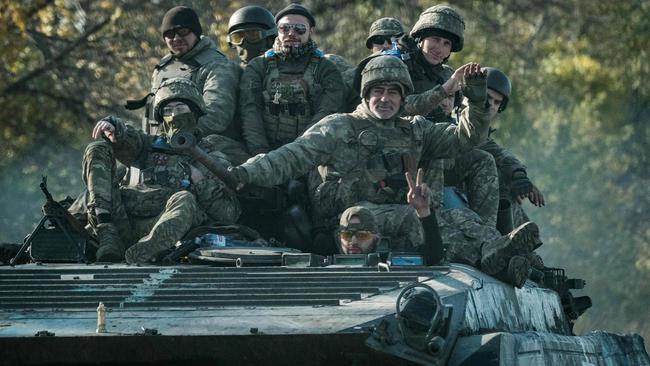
<box><xmin>527</xmin><ymin>251</ymin><xmax>544</xmax><ymax>270</ymax></box>
<box><xmin>95</xmin><ymin>223</ymin><xmax>125</xmax><ymax>263</ymax></box>
<box><xmin>480</xmin><ymin>221</ymin><xmax>541</xmax><ymax>276</ymax></box>
<box><xmin>500</xmin><ymin>255</ymin><xmax>531</xmax><ymax>288</ymax></box>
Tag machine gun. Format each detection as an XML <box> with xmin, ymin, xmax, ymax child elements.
<box><xmin>532</xmin><ymin>267</ymin><xmax>592</xmax><ymax>332</ymax></box>
<box><xmin>10</xmin><ymin>177</ymin><xmax>93</xmax><ymax>265</ymax></box>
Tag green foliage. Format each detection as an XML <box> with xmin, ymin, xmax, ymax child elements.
<box><xmin>0</xmin><ymin>0</ymin><xmax>647</xmax><ymax>345</ymax></box>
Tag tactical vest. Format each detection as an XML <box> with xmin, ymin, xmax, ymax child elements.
<box><xmin>139</xmin><ymin>137</ymin><xmax>192</xmax><ymax>190</ymax></box>
<box><xmin>139</xmin><ymin>45</ymin><xmax>226</xmax><ymax>133</ymax></box>
<box><xmin>261</xmin><ymin>49</ymin><xmax>324</xmax><ymax>148</ymax></box>
<box><xmin>345</xmin><ymin>116</ymin><xmax>421</xmax><ymax>204</ymax></box>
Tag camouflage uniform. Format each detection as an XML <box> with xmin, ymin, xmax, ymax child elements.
<box><xmin>75</xmin><ymin>79</ymin><xmax>241</xmax><ymax>263</ymax></box>
<box><xmin>399</xmin><ymin>5</ymin><xmax>465</xmax><ymax>120</ymax></box>
<box><xmin>478</xmin><ymin>137</ymin><xmax>529</xmax><ymax>226</ymax></box>
<box><xmin>147</xmin><ymin>36</ymin><xmax>242</xmax><ymax>140</ymax></box>
<box><xmin>239</xmin><ymin>39</ymin><xmax>345</xmax><ymax>154</ymax></box>
<box><xmin>234</xmin><ymin>56</ymin><xmax>491</xmax><ymax>250</ymax></box>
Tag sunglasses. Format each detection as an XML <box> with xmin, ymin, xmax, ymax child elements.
<box><xmin>339</xmin><ymin>230</ymin><xmax>374</xmax><ymax>241</ymax></box>
<box><xmin>228</xmin><ymin>29</ymin><xmax>272</xmax><ymax>45</ymax></box>
<box><xmin>163</xmin><ymin>27</ymin><xmax>192</xmax><ymax>39</ymax></box>
<box><xmin>369</xmin><ymin>35</ymin><xmax>400</xmax><ymax>45</ymax></box>
<box><xmin>278</xmin><ymin>23</ymin><xmax>308</xmax><ymax>35</ymax></box>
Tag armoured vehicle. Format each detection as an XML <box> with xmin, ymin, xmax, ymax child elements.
<box><xmin>0</xmin><ymin>182</ymin><xmax>648</xmax><ymax>365</ymax></box>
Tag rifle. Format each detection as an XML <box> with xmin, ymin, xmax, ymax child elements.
<box><xmin>11</xmin><ymin>177</ymin><xmax>91</xmax><ymax>265</ymax></box>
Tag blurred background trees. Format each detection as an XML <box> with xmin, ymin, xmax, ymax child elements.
<box><xmin>1</xmin><ymin>0</ymin><xmax>648</xmax><ymax>343</ymax></box>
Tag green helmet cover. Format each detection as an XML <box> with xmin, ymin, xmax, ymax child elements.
<box><xmin>153</xmin><ymin>77</ymin><xmax>206</xmax><ymax>123</ymax></box>
<box><xmin>410</xmin><ymin>5</ymin><xmax>465</xmax><ymax>52</ymax></box>
<box><xmin>366</xmin><ymin>17</ymin><xmax>404</xmax><ymax>49</ymax></box>
<box><xmin>361</xmin><ymin>55</ymin><xmax>414</xmax><ymax>98</ymax></box>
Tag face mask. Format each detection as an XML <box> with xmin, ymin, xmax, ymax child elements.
<box><xmin>162</xmin><ymin>112</ymin><xmax>197</xmax><ymax>138</ymax></box>
<box><xmin>236</xmin><ymin>41</ymin><xmax>269</xmax><ymax>64</ymax></box>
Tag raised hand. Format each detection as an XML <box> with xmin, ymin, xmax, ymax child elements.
<box><xmin>406</xmin><ymin>168</ymin><xmax>432</xmax><ymax>218</ymax></box>
<box><xmin>92</xmin><ymin>116</ymin><xmax>118</xmax><ymax>143</ymax></box>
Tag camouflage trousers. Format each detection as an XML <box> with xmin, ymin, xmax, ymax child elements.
<box><xmin>357</xmin><ymin>201</ymin><xmax>424</xmax><ymax>251</ymax></box>
<box><xmin>437</xmin><ymin>207</ymin><xmax>502</xmax><ymax>266</ymax></box>
<box><xmin>74</xmin><ymin>141</ymin><xmax>206</xmax><ymax>262</ymax></box>
<box><xmin>420</xmin><ymin>150</ymin><xmax>499</xmax><ymax>227</ymax></box>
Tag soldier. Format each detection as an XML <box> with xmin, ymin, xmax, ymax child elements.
<box><xmin>127</xmin><ymin>6</ymin><xmax>241</xmax><ymax>142</ymax></box>
<box><xmin>336</xmin><ymin>206</ymin><xmax>381</xmax><ymax>255</ymax></box>
<box><xmin>239</xmin><ymin>3</ymin><xmax>345</xmax><ymax>155</ymax></box>
<box><xmin>341</xmin><ymin>17</ymin><xmax>406</xmax><ymax>111</ymax></box>
<box><xmin>223</xmin><ymin>56</ymin><xmax>540</xmax><ymax>286</ymax></box>
<box><xmin>477</xmin><ymin>67</ymin><xmax>545</xmax><ymax>232</ymax></box>
<box><xmin>74</xmin><ymin>78</ymin><xmax>240</xmax><ymax>264</ymax></box>
<box><xmin>227</xmin><ymin>5</ymin><xmax>277</xmax><ymax>67</ymax></box>
<box><xmin>398</xmin><ymin>5</ymin><xmax>465</xmax><ymax>120</ymax></box>
<box><xmin>366</xmin><ymin>17</ymin><xmax>405</xmax><ymax>53</ymax></box>
<box><xmin>226</xmin><ymin>56</ymin><xmax>488</xmax><ymax>249</ymax></box>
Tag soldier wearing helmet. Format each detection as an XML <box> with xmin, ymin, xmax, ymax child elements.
<box><xmin>126</xmin><ymin>6</ymin><xmax>241</xmax><ymax>142</ymax></box>
<box><xmin>227</xmin><ymin>6</ymin><xmax>278</xmax><ymax>67</ymax></box>
<box><xmin>476</xmin><ymin>67</ymin><xmax>545</xmax><ymax>233</ymax></box>
<box><xmin>239</xmin><ymin>3</ymin><xmax>345</xmax><ymax>155</ymax></box>
<box><xmin>366</xmin><ymin>17</ymin><xmax>405</xmax><ymax>53</ymax></box>
<box><xmin>395</xmin><ymin>5</ymin><xmax>466</xmax><ymax>121</ymax></box>
<box><xmin>73</xmin><ymin>78</ymin><xmax>240</xmax><ymax>264</ymax></box>
<box><xmin>222</xmin><ymin>56</ymin><xmax>494</xmax><ymax>255</ymax></box>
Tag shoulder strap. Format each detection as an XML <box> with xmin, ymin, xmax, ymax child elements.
<box><xmin>155</xmin><ymin>54</ymin><xmax>174</xmax><ymax>69</ymax></box>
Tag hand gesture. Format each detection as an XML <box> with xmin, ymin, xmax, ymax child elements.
<box><xmin>406</xmin><ymin>168</ymin><xmax>432</xmax><ymax>218</ymax></box>
<box><xmin>92</xmin><ymin>116</ymin><xmax>118</xmax><ymax>143</ymax></box>
<box><xmin>516</xmin><ymin>185</ymin><xmax>545</xmax><ymax>207</ymax></box>
<box><xmin>443</xmin><ymin>62</ymin><xmax>484</xmax><ymax>96</ymax></box>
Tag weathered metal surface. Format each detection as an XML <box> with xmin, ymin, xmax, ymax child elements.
<box><xmin>1</xmin><ymin>263</ymin><xmax>648</xmax><ymax>365</ymax></box>
<box><xmin>447</xmin><ymin>331</ymin><xmax>650</xmax><ymax>366</ymax></box>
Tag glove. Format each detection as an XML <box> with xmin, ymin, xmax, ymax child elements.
<box><xmin>511</xmin><ymin>170</ymin><xmax>533</xmax><ymax>197</ymax></box>
<box><xmin>461</xmin><ymin>69</ymin><xmax>487</xmax><ymax>103</ymax></box>
<box><xmin>227</xmin><ymin>166</ymin><xmax>249</xmax><ymax>191</ymax></box>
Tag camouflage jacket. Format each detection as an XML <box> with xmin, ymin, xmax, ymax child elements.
<box><xmin>398</xmin><ymin>36</ymin><xmax>454</xmax><ymax>120</ymax></box>
<box><xmin>478</xmin><ymin>137</ymin><xmax>526</xmax><ymax>195</ymax></box>
<box><xmin>151</xmin><ymin>36</ymin><xmax>241</xmax><ymax>139</ymax></box>
<box><xmin>239</xmin><ymin>99</ymin><xmax>490</xmax><ymax>206</ymax></box>
<box><xmin>239</xmin><ymin>51</ymin><xmax>345</xmax><ymax>154</ymax></box>
<box><xmin>109</xmin><ymin>120</ymin><xmax>240</xmax><ymax>224</ymax></box>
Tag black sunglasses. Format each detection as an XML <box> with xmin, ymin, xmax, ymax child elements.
<box><xmin>163</xmin><ymin>27</ymin><xmax>192</xmax><ymax>39</ymax></box>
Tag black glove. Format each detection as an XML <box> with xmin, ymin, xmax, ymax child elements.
<box><xmin>511</xmin><ymin>170</ymin><xmax>533</xmax><ymax>197</ymax></box>
<box><xmin>462</xmin><ymin>69</ymin><xmax>487</xmax><ymax>103</ymax></box>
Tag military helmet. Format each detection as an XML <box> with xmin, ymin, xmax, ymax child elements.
<box><xmin>365</xmin><ymin>17</ymin><xmax>405</xmax><ymax>49</ymax></box>
<box><xmin>361</xmin><ymin>55</ymin><xmax>414</xmax><ymax>98</ymax></box>
<box><xmin>228</xmin><ymin>5</ymin><xmax>278</xmax><ymax>34</ymax></box>
<box><xmin>153</xmin><ymin>78</ymin><xmax>206</xmax><ymax>123</ymax></box>
<box><xmin>482</xmin><ymin>67</ymin><xmax>512</xmax><ymax>111</ymax></box>
<box><xmin>410</xmin><ymin>5</ymin><xmax>465</xmax><ymax>52</ymax></box>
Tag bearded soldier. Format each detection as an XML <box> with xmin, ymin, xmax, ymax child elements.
<box><xmin>72</xmin><ymin>78</ymin><xmax>240</xmax><ymax>264</ymax></box>
<box><xmin>239</xmin><ymin>3</ymin><xmax>344</xmax><ymax>155</ymax></box>
<box><xmin>227</xmin><ymin>5</ymin><xmax>278</xmax><ymax>68</ymax></box>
